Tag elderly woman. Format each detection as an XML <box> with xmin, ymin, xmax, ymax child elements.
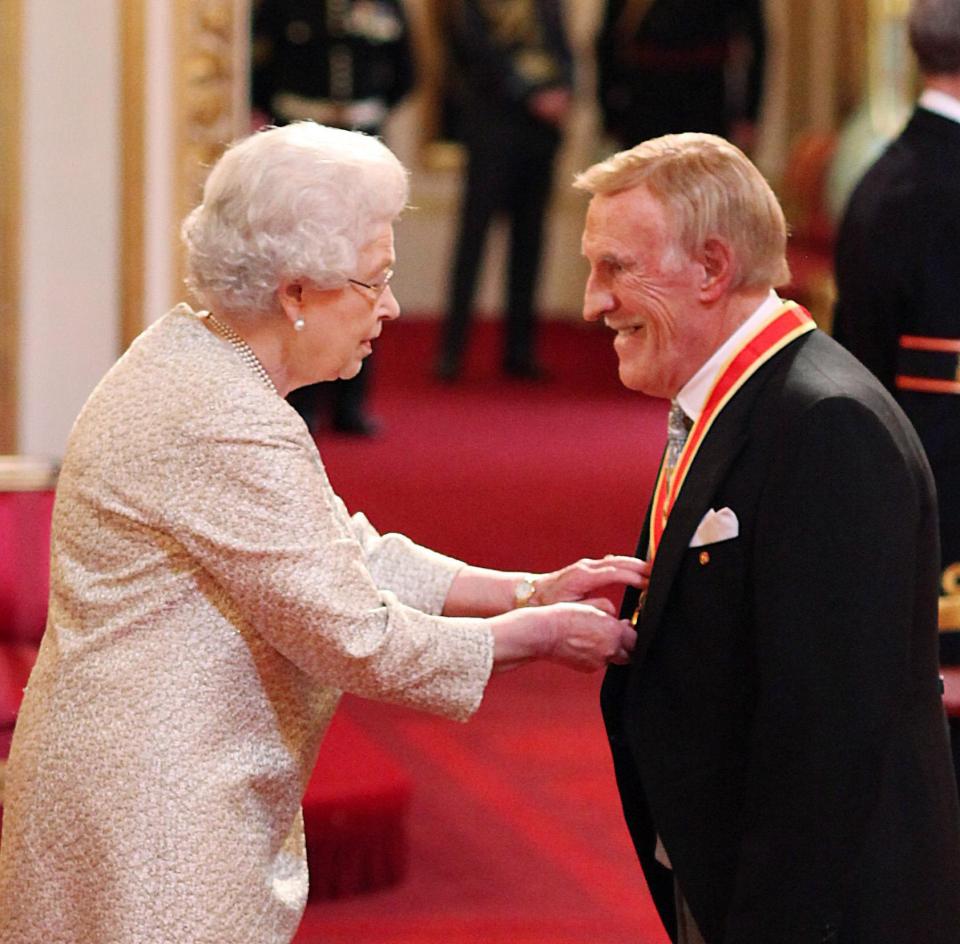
<box><xmin>0</xmin><ymin>123</ymin><xmax>643</xmax><ymax>944</ymax></box>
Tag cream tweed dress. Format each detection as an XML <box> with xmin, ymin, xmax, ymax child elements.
<box><xmin>0</xmin><ymin>305</ymin><xmax>493</xmax><ymax>943</ymax></box>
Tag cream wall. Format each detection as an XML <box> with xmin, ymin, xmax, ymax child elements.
<box><xmin>144</xmin><ymin>0</ymin><xmax>175</xmax><ymax>329</ymax></box>
<box><xmin>19</xmin><ymin>0</ymin><xmax>120</xmax><ymax>456</ymax></box>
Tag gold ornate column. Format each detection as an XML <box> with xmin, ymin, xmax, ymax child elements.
<box><xmin>173</xmin><ymin>0</ymin><xmax>249</xmax><ymax>303</ymax></box>
<box><xmin>410</xmin><ymin>0</ymin><xmax>465</xmax><ymax>170</ymax></box>
<box><xmin>0</xmin><ymin>0</ymin><xmax>23</xmax><ymax>452</ymax></box>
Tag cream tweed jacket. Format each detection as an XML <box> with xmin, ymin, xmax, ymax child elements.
<box><xmin>0</xmin><ymin>305</ymin><xmax>493</xmax><ymax>943</ymax></box>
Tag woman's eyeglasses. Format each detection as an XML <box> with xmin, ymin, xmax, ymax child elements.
<box><xmin>348</xmin><ymin>269</ymin><xmax>394</xmax><ymax>298</ymax></box>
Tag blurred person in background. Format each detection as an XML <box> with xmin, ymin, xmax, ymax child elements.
<box><xmin>435</xmin><ymin>0</ymin><xmax>573</xmax><ymax>382</ymax></box>
<box><xmin>596</xmin><ymin>0</ymin><xmax>766</xmax><ymax>153</ymax></box>
<box><xmin>252</xmin><ymin>0</ymin><xmax>416</xmax><ymax>435</ymax></box>
<box><xmin>833</xmin><ymin>0</ymin><xmax>960</xmax><ymax>674</ymax></box>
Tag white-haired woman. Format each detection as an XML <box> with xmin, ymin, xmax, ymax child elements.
<box><xmin>0</xmin><ymin>123</ymin><xmax>644</xmax><ymax>944</ymax></box>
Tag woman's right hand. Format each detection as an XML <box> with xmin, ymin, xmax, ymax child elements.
<box><xmin>488</xmin><ymin>602</ymin><xmax>636</xmax><ymax>673</ymax></box>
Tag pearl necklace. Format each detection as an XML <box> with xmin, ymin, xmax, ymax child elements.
<box><xmin>205</xmin><ymin>314</ymin><xmax>278</xmax><ymax>395</ymax></box>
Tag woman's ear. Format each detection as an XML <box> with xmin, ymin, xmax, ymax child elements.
<box><xmin>279</xmin><ymin>279</ymin><xmax>304</xmax><ymax>307</ymax></box>
<box><xmin>277</xmin><ymin>279</ymin><xmax>306</xmax><ymax>326</ymax></box>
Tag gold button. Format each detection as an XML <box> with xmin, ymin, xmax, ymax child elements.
<box><xmin>699</xmin><ymin>550</ymin><xmax>710</xmax><ymax>566</ymax></box>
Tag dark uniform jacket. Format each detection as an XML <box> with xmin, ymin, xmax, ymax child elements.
<box><xmin>833</xmin><ymin>106</ymin><xmax>960</xmax><ymax>603</ymax></box>
<box><xmin>446</xmin><ymin>0</ymin><xmax>573</xmax><ymax>144</ymax></box>
<box><xmin>603</xmin><ymin>328</ymin><xmax>960</xmax><ymax>943</ymax></box>
<box><xmin>596</xmin><ymin>0</ymin><xmax>765</xmax><ymax>146</ymax></box>
<box><xmin>252</xmin><ymin>0</ymin><xmax>413</xmax><ymax>131</ymax></box>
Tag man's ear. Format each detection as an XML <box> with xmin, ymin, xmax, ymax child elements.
<box><xmin>698</xmin><ymin>237</ymin><xmax>735</xmax><ymax>303</ymax></box>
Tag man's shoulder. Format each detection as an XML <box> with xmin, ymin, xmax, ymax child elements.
<box><xmin>848</xmin><ymin>111</ymin><xmax>960</xmax><ymax>213</ymax></box>
<box><xmin>756</xmin><ymin>330</ymin><xmax>895</xmax><ymax>420</ymax></box>
<box><xmin>752</xmin><ymin>330</ymin><xmax>923</xmax><ymax>451</ymax></box>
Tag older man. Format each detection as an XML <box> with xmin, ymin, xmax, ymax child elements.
<box><xmin>577</xmin><ymin>133</ymin><xmax>960</xmax><ymax>944</ymax></box>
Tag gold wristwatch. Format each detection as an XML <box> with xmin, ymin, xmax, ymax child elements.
<box><xmin>513</xmin><ymin>576</ymin><xmax>538</xmax><ymax>608</ymax></box>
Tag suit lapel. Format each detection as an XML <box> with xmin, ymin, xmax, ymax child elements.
<box><xmin>638</xmin><ymin>416</ymin><xmax>748</xmax><ymax>639</ymax></box>
<box><xmin>620</xmin><ymin>475</ymin><xmax>656</xmax><ymax>621</ymax></box>
<box><xmin>629</xmin><ymin>357</ymin><xmax>774</xmax><ymax>665</ymax></box>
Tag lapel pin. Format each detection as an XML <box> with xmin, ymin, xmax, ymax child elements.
<box><xmin>699</xmin><ymin>550</ymin><xmax>711</xmax><ymax>566</ymax></box>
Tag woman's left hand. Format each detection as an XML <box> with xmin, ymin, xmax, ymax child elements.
<box><xmin>530</xmin><ymin>555</ymin><xmax>650</xmax><ymax>608</ymax></box>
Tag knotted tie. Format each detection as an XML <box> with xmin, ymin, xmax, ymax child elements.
<box><xmin>633</xmin><ymin>400</ymin><xmax>692</xmax><ymax>626</ymax></box>
<box><xmin>664</xmin><ymin>399</ymin><xmax>690</xmax><ymax>491</ymax></box>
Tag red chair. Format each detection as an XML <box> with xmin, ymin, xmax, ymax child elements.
<box><xmin>303</xmin><ymin>709</ymin><xmax>412</xmax><ymax>900</ymax></box>
<box><xmin>0</xmin><ymin>456</ymin><xmax>59</xmax><ymax>834</ymax></box>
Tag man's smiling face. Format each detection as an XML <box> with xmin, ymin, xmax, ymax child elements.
<box><xmin>581</xmin><ymin>185</ymin><xmax>713</xmax><ymax>399</ymax></box>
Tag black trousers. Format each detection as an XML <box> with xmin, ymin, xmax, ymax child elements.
<box><xmin>440</xmin><ymin>117</ymin><xmax>560</xmax><ymax>372</ymax></box>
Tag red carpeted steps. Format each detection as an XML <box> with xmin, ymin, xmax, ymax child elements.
<box><xmin>304</xmin><ymin>711</ymin><xmax>412</xmax><ymax>900</ymax></box>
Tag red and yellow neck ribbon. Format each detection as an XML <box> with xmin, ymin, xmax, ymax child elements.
<box><xmin>647</xmin><ymin>301</ymin><xmax>815</xmax><ymax>565</ymax></box>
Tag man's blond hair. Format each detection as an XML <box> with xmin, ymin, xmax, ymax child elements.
<box><xmin>574</xmin><ymin>133</ymin><xmax>790</xmax><ymax>290</ymax></box>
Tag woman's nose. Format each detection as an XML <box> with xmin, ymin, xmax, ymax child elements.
<box><xmin>379</xmin><ymin>285</ymin><xmax>401</xmax><ymax>321</ymax></box>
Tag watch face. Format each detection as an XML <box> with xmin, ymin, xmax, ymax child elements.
<box><xmin>515</xmin><ymin>578</ymin><xmax>536</xmax><ymax>606</ymax></box>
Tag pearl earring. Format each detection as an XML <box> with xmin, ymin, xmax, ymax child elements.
<box><xmin>293</xmin><ymin>318</ymin><xmax>305</xmax><ymax>332</ymax></box>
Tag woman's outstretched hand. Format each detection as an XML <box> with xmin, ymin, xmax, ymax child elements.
<box><xmin>442</xmin><ymin>555</ymin><xmax>649</xmax><ymax>620</ymax></box>
<box><xmin>489</xmin><ymin>602</ymin><xmax>636</xmax><ymax>673</ymax></box>
<box><xmin>531</xmin><ymin>555</ymin><xmax>650</xmax><ymax>607</ymax></box>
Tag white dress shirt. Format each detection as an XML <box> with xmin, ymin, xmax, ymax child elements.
<box><xmin>677</xmin><ymin>289</ymin><xmax>785</xmax><ymax>424</ymax></box>
<box><xmin>918</xmin><ymin>88</ymin><xmax>960</xmax><ymax>126</ymax></box>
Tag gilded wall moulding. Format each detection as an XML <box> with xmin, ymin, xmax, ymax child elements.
<box><xmin>173</xmin><ymin>0</ymin><xmax>248</xmax><ymax>299</ymax></box>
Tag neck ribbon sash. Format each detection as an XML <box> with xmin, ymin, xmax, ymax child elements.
<box><xmin>646</xmin><ymin>301</ymin><xmax>816</xmax><ymax>565</ymax></box>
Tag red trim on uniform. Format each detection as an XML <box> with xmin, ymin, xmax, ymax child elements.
<box><xmin>899</xmin><ymin>335</ymin><xmax>960</xmax><ymax>353</ymax></box>
<box><xmin>896</xmin><ymin>375</ymin><xmax>960</xmax><ymax>395</ymax></box>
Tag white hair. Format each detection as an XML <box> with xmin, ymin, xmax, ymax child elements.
<box><xmin>181</xmin><ymin>122</ymin><xmax>409</xmax><ymax>316</ymax></box>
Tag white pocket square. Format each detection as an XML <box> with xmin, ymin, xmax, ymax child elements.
<box><xmin>689</xmin><ymin>507</ymin><xmax>739</xmax><ymax>547</ymax></box>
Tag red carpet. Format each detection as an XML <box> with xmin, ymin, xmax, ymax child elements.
<box><xmin>295</xmin><ymin>318</ymin><xmax>670</xmax><ymax>943</ymax></box>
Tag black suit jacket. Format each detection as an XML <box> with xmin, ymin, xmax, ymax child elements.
<box><xmin>603</xmin><ymin>329</ymin><xmax>960</xmax><ymax>943</ymax></box>
<box><xmin>833</xmin><ymin>107</ymin><xmax>960</xmax><ymax>577</ymax></box>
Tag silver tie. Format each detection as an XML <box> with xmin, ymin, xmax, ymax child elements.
<box><xmin>664</xmin><ymin>400</ymin><xmax>690</xmax><ymax>489</ymax></box>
